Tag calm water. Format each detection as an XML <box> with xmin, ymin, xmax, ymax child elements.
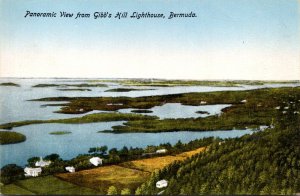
<box><xmin>0</xmin><ymin>78</ymin><xmax>299</xmax><ymax>166</ymax></box>
<box><xmin>118</xmin><ymin>103</ymin><xmax>231</xmax><ymax>119</ymax></box>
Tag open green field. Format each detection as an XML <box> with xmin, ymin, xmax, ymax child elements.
<box><xmin>0</xmin><ymin>176</ymin><xmax>99</xmax><ymax>195</ymax></box>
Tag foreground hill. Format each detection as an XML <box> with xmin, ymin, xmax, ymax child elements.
<box><xmin>136</xmin><ymin>108</ymin><xmax>300</xmax><ymax>195</ymax></box>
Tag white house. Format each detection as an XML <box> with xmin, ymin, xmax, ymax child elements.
<box><xmin>241</xmin><ymin>99</ymin><xmax>247</xmax><ymax>103</ymax></box>
<box><xmin>65</xmin><ymin>166</ymin><xmax>75</xmax><ymax>173</ymax></box>
<box><xmin>35</xmin><ymin>157</ymin><xmax>51</xmax><ymax>167</ymax></box>
<box><xmin>89</xmin><ymin>157</ymin><xmax>103</xmax><ymax>166</ymax></box>
<box><xmin>24</xmin><ymin>167</ymin><xmax>42</xmax><ymax>177</ymax></box>
<box><xmin>200</xmin><ymin>101</ymin><xmax>207</xmax><ymax>105</ymax></box>
<box><xmin>156</xmin><ymin>149</ymin><xmax>167</xmax><ymax>154</ymax></box>
<box><xmin>156</xmin><ymin>180</ymin><xmax>168</xmax><ymax>188</ymax></box>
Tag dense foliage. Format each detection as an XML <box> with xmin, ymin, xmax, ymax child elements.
<box><xmin>136</xmin><ymin>107</ymin><xmax>300</xmax><ymax>195</ymax></box>
<box><xmin>0</xmin><ymin>131</ymin><xmax>26</xmax><ymax>144</ymax></box>
<box><xmin>0</xmin><ymin>164</ymin><xmax>24</xmax><ymax>184</ymax></box>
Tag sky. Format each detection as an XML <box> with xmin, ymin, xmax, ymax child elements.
<box><xmin>0</xmin><ymin>0</ymin><xmax>299</xmax><ymax>80</ymax></box>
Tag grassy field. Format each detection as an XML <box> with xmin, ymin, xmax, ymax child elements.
<box><xmin>120</xmin><ymin>147</ymin><xmax>206</xmax><ymax>172</ymax></box>
<box><xmin>0</xmin><ymin>176</ymin><xmax>99</xmax><ymax>195</ymax></box>
<box><xmin>56</xmin><ymin>165</ymin><xmax>150</xmax><ymax>194</ymax></box>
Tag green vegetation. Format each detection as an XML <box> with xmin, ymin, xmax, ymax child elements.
<box><xmin>0</xmin><ymin>183</ymin><xmax>35</xmax><ymax>195</ymax></box>
<box><xmin>0</xmin><ymin>82</ymin><xmax>20</xmax><ymax>87</ymax></box>
<box><xmin>107</xmin><ymin>186</ymin><xmax>118</xmax><ymax>195</ymax></box>
<box><xmin>32</xmin><ymin>84</ymin><xmax>60</xmax><ymax>87</ymax></box>
<box><xmin>0</xmin><ymin>131</ymin><xmax>26</xmax><ymax>144</ymax></box>
<box><xmin>0</xmin><ymin>164</ymin><xmax>24</xmax><ymax>184</ymax></box>
<box><xmin>1</xmin><ymin>176</ymin><xmax>99</xmax><ymax>195</ymax></box>
<box><xmin>195</xmin><ymin>111</ymin><xmax>209</xmax><ymax>114</ymax></box>
<box><xmin>32</xmin><ymin>83</ymin><xmax>107</xmax><ymax>88</ymax></box>
<box><xmin>49</xmin><ymin>131</ymin><xmax>72</xmax><ymax>135</ymax></box>
<box><xmin>57</xmin><ymin>88</ymin><xmax>91</xmax><ymax>91</ymax></box>
<box><xmin>105</xmin><ymin>88</ymin><xmax>154</xmax><ymax>92</ymax></box>
<box><xmin>130</xmin><ymin>109</ymin><xmax>153</xmax><ymax>113</ymax></box>
<box><xmin>136</xmin><ymin>108</ymin><xmax>300</xmax><ymax>195</ymax></box>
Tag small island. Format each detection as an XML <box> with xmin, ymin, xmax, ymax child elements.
<box><xmin>130</xmin><ymin>109</ymin><xmax>153</xmax><ymax>113</ymax></box>
<box><xmin>105</xmin><ymin>88</ymin><xmax>154</xmax><ymax>92</ymax></box>
<box><xmin>49</xmin><ymin>131</ymin><xmax>72</xmax><ymax>135</ymax></box>
<box><xmin>0</xmin><ymin>131</ymin><xmax>26</xmax><ymax>144</ymax></box>
<box><xmin>0</xmin><ymin>82</ymin><xmax>20</xmax><ymax>87</ymax></box>
<box><xmin>195</xmin><ymin>111</ymin><xmax>210</xmax><ymax>114</ymax></box>
<box><xmin>57</xmin><ymin>88</ymin><xmax>91</xmax><ymax>91</ymax></box>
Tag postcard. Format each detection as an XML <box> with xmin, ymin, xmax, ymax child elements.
<box><xmin>0</xmin><ymin>0</ymin><xmax>299</xmax><ymax>195</ymax></box>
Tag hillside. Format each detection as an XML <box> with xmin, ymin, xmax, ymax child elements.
<box><xmin>136</xmin><ymin>108</ymin><xmax>300</xmax><ymax>195</ymax></box>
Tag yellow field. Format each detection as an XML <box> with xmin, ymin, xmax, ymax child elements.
<box><xmin>120</xmin><ymin>147</ymin><xmax>206</xmax><ymax>172</ymax></box>
<box><xmin>55</xmin><ymin>147</ymin><xmax>206</xmax><ymax>194</ymax></box>
<box><xmin>56</xmin><ymin>165</ymin><xmax>149</xmax><ymax>194</ymax></box>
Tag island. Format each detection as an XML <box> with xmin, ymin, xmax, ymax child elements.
<box><xmin>49</xmin><ymin>131</ymin><xmax>72</xmax><ymax>135</ymax></box>
<box><xmin>0</xmin><ymin>131</ymin><xmax>26</xmax><ymax>144</ymax></box>
<box><xmin>105</xmin><ymin>88</ymin><xmax>154</xmax><ymax>92</ymax></box>
<box><xmin>0</xmin><ymin>82</ymin><xmax>20</xmax><ymax>87</ymax></box>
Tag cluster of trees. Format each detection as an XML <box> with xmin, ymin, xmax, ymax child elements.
<box><xmin>136</xmin><ymin>106</ymin><xmax>300</xmax><ymax>195</ymax></box>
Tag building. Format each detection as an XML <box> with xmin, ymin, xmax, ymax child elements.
<box><xmin>241</xmin><ymin>99</ymin><xmax>247</xmax><ymax>103</ymax></box>
<box><xmin>156</xmin><ymin>149</ymin><xmax>167</xmax><ymax>154</ymax></box>
<box><xmin>65</xmin><ymin>166</ymin><xmax>75</xmax><ymax>173</ymax></box>
<box><xmin>89</xmin><ymin>157</ymin><xmax>103</xmax><ymax>166</ymax></box>
<box><xmin>35</xmin><ymin>157</ymin><xmax>51</xmax><ymax>167</ymax></box>
<box><xmin>24</xmin><ymin>167</ymin><xmax>42</xmax><ymax>177</ymax></box>
<box><xmin>156</xmin><ymin>180</ymin><xmax>168</xmax><ymax>188</ymax></box>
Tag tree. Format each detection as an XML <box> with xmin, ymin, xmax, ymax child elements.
<box><xmin>44</xmin><ymin>153</ymin><xmax>60</xmax><ymax>161</ymax></box>
<box><xmin>27</xmin><ymin>156</ymin><xmax>40</xmax><ymax>167</ymax></box>
<box><xmin>99</xmin><ymin>145</ymin><xmax>108</xmax><ymax>155</ymax></box>
<box><xmin>107</xmin><ymin>186</ymin><xmax>118</xmax><ymax>195</ymax></box>
<box><xmin>121</xmin><ymin>188</ymin><xmax>131</xmax><ymax>195</ymax></box>
<box><xmin>88</xmin><ymin>147</ymin><xmax>96</xmax><ymax>153</ymax></box>
<box><xmin>0</xmin><ymin>164</ymin><xmax>24</xmax><ymax>184</ymax></box>
<box><xmin>109</xmin><ymin>148</ymin><xmax>118</xmax><ymax>155</ymax></box>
